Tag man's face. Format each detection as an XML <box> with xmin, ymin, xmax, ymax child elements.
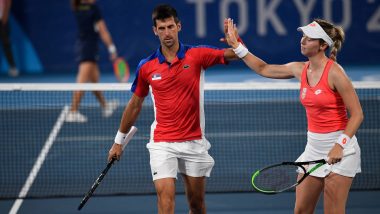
<box><xmin>153</xmin><ymin>17</ymin><xmax>181</xmax><ymax>49</ymax></box>
<box><xmin>82</xmin><ymin>0</ymin><xmax>96</xmax><ymax>4</ymax></box>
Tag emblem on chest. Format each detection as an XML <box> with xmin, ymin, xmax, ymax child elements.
<box><xmin>301</xmin><ymin>87</ymin><xmax>307</xmax><ymax>99</ymax></box>
<box><xmin>152</xmin><ymin>73</ymin><xmax>162</xmax><ymax>81</ymax></box>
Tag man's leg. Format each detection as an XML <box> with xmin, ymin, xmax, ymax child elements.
<box><xmin>182</xmin><ymin>174</ymin><xmax>206</xmax><ymax>214</ymax></box>
<box><xmin>154</xmin><ymin>178</ymin><xmax>176</xmax><ymax>214</ymax></box>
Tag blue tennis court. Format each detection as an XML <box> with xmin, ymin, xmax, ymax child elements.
<box><xmin>1</xmin><ymin>191</ymin><xmax>379</xmax><ymax>214</ymax></box>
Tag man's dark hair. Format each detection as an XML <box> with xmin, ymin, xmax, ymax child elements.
<box><xmin>71</xmin><ymin>0</ymin><xmax>81</xmax><ymax>11</ymax></box>
<box><xmin>152</xmin><ymin>4</ymin><xmax>180</xmax><ymax>26</ymax></box>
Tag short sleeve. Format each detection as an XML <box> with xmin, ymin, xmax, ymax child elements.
<box><xmin>131</xmin><ymin>63</ymin><xmax>150</xmax><ymax>98</ymax></box>
<box><xmin>196</xmin><ymin>46</ymin><xmax>227</xmax><ymax>70</ymax></box>
<box><xmin>92</xmin><ymin>4</ymin><xmax>102</xmax><ymax>22</ymax></box>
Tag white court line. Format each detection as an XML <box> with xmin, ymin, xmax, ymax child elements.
<box><xmin>9</xmin><ymin>105</ymin><xmax>69</xmax><ymax>214</ymax></box>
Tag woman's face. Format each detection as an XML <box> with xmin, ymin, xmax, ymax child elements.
<box><xmin>300</xmin><ymin>35</ymin><xmax>323</xmax><ymax>57</ymax></box>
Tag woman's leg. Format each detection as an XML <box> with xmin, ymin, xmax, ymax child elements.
<box><xmin>294</xmin><ymin>174</ymin><xmax>324</xmax><ymax>214</ymax></box>
<box><xmin>323</xmin><ymin>173</ymin><xmax>353</xmax><ymax>214</ymax></box>
<box><xmin>88</xmin><ymin>64</ymin><xmax>106</xmax><ymax>108</ymax></box>
<box><xmin>71</xmin><ymin>61</ymin><xmax>98</xmax><ymax>112</ymax></box>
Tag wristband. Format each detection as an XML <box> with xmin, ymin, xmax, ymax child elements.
<box><xmin>114</xmin><ymin>126</ymin><xmax>138</xmax><ymax>150</ymax></box>
<box><xmin>233</xmin><ymin>42</ymin><xmax>249</xmax><ymax>58</ymax></box>
<box><xmin>108</xmin><ymin>44</ymin><xmax>117</xmax><ymax>55</ymax></box>
<box><xmin>114</xmin><ymin>130</ymin><xmax>127</xmax><ymax>145</ymax></box>
<box><xmin>336</xmin><ymin>134</ymin><xmax>351</xmax><ymax>149</ymax></box>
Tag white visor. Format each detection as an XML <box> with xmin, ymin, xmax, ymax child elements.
<box><xmin>297</xmin><ymin>21</ymin><xmax>333</xmax><ymax>47</ymax></box>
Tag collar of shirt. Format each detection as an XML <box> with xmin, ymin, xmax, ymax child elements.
<box><xmin>156</xmin><ymin>42</ymin><xmax>186</xmax><ymax>64</ymax></box>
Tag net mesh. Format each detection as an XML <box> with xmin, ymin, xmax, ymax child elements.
<box><xmin>0</xmin><ymin>82</ymin><xmax>379</xmax><ymax>199</ymax></box>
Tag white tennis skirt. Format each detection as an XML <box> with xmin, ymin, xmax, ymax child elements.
<box><xmin>296</xmin><ymin>130</ymin><xmax>361</xmax><ymax>178</ymax></box>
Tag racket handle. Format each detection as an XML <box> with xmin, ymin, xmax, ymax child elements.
<box><xmin>122</xmin><ymin>126</ymin><xmax>138</xmax><ymax>150</ymax></box>
<box><xmin>325</xmin><ymin>147</ymin><xmax>356</xmax><ymax>162</ymax></box>
<box><xmin>342</xmin><ymin>147</ymin><xmax>356</xmax><ymax>157</ymax></box>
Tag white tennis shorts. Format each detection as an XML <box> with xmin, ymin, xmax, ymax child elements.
<box><xmin>146</xmin><ymin>139</ymin><xmax>215</xmax><ymax>181</ymax></box>
<box><xmin>296</xmin><ymin>130</ymin><xmax>361</xmax><ymax>178</ymax></box>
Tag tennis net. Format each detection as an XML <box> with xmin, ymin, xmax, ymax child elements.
<box><xmin>0</xmin><ymin>82</ymin><xmax>379</xmax><ymax>199</ymax></box>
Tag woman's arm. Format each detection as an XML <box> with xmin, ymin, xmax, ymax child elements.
<box><xmin>97</xmin><ymin>20</ymin><xmax>117</xmax><ymax>61</ymax></box>
<box><xmin>327</xmin><ymin>64</ymin><xmax>363</xmax><ymax>163</ymax></box>
<box><xmin>225</xmin><ymin>18</ymin><xmax>303</xmax><ymax>80</ymax></box>
<box><xmin>331</xmin><ymin>64</ymin><xmax>364</xmax><ymax>138</ymax></box>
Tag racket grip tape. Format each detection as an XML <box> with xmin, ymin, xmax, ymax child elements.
<box><xmin>325</xmin><ymin>147</ymin><xmax>356</xmax><ymax>162</ymax></box>
<box><xmin>77</xmin><ymin>159</ymin><xmax>116</xmax><ymax>210</ymax></box>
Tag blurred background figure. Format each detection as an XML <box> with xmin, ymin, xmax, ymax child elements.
<box><xmin>0</xmin><ymin>0</ymin><xmax>18</xmax><ymax>77</ymax></box>
<box><xmin>66</xmin><ymin>0</ymin><xmax>118</xmax><ymax>123</ymax></box>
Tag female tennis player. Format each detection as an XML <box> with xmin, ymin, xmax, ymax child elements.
<box><xmin>225</xmin><ymin>18</ymin><xmax>363</xmax><ymax>213</ymax></box>
<box><xmin>66</xmin><ymin>0</ymin><xmax>118</xmax><ymax>122</ymax></box>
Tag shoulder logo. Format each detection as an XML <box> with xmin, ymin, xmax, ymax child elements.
<box><xmin>183</xmin><ymin>64</ymin><xmax>190</xmax><ymax>69</ymax></box>
<box><xmin>152</xmin><ymin>73</ymin><xmax>162</xmax><ymax>81</ymax></box>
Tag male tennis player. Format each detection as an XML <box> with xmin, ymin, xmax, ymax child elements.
<box><xmin>225</xmin><ymin>18</ymin><xmax>363</xmax><ymax>214</ymax></box>
<box><xmin>108</xmin><ymin>4</ymin><xmax>239</xmax><ymax>214</ymax></box>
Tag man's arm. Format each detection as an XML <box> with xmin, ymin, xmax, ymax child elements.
<box><xmin>108</xmin><ymin>94</ymin><xmax>144</xmax><ymax>161</ymax></box>
<box><xmin>223</xmin><ymin>48</ymin><xmax>240</xmax><ymax>61</ymax></box>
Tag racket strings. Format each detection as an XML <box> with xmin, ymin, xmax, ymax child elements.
<box><xmin>254</xmin><ymin>165</ymin><xmax>300</xmax><ymax>192</ymax></box>
<box><xmin>113</xmin><ymin>58</ymin><xmax>130</xmax><ymax>82</ymax></box>
<box><xmin>117</xmin><ymin>62</ymin><xmax>127</xmax><ymax>75</ymax></box>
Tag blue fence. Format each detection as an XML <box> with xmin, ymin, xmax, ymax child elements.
<box><xmin>1</xmin><ymin>0</ymin><xmax>380</xmax><ymax>74</ymax></box>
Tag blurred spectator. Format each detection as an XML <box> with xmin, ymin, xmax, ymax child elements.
<box><xmin>66</xmin><ymin>0</ymin><xmax>118</xmax><ymax>122</ymax></box>
<box><xmin>0</xmin><ymin>0</ymin><xmax>18</xmax><ymax>77</ymax></box>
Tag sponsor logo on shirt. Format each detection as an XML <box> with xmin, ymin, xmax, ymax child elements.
<box><xmin>314</xmin><ymin>89</ymin><xmax>322</xmax><ymax>95</ymax></box>
<box><xmin>183</xmin><ymin>64</ymin><xmax>190</xmax><ymax>69</ymax></box>
<box><xmin>152</xmin><ymin>73</ymin><xmax>162</xmax><ymax>81</ymax></box>
<box><xmin>301</xmin><ymin>87</ymin><xmax>307</xmax><ymax>99</ymax></box>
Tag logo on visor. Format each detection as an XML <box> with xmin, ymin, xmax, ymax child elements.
<box><xmin>152</xmin><ymin>73</ymin><xmax>162</xmax><ymax>81</ymax></box>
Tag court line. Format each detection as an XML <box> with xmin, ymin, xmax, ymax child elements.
<box><xmin>9</xmin><ymin>105</ymin><xmax>69</xmax><ymax>214</ymax></box>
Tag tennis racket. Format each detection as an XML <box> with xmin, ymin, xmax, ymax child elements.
<box><xmin>78</xmin><ymin>158</ymin><xmax>115</xmax><ymax>210</ymax></box>
<box><xmin>251</xmin><ymin>148</ymin><xmax>356</xmax><ymax>194</ymax></box>
<box><xmin>78</xmin><ymin>126</ymin><xmax>138</xmax><ymax>210</ymax></box>
<box><xmin>113</xmin><ymin>57</ymin><xmax>130</xmax><ymax>82</ymax></box>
